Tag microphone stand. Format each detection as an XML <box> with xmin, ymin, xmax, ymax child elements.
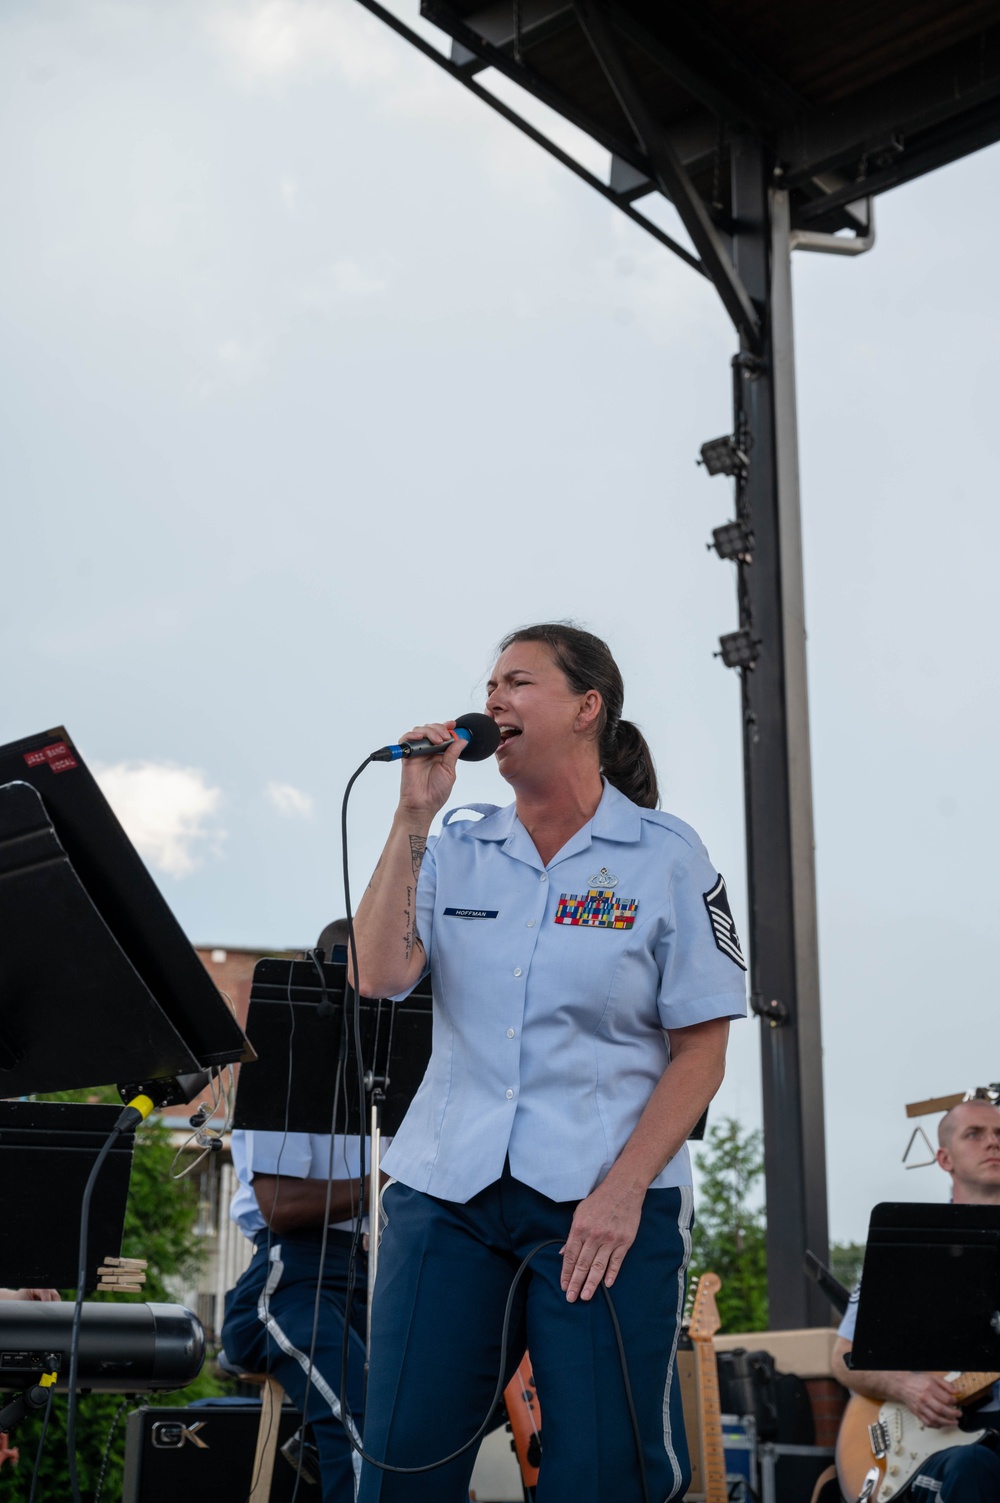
<box><xmin>365</xmin><ymin>1080</ymin><xmax>385</xmax><ymax>1361</ymax></box>
<box><xmin>0</xmin><ymin>1378</ymin><xmax>56</xmax><ymax>1435</ymax></box>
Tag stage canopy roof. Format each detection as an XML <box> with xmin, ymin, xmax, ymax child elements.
<box><xmin>402</xmin><ymin>0</ymin><xmax>1000</xmax><ymax>318</ymax></box>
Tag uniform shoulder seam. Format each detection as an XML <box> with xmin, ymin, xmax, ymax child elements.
<box><xmin>638</xmin><ymin>808</ymin><xmax>702</xmax><ymax>851</ymax></box>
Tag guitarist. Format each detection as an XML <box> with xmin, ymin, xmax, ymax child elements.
<box><xmin>831</xmin><ymin>1098</ymin><xmax>1000</xmax><ymax>1500</ymax></box>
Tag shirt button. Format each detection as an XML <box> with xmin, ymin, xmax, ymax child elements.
<box><xmin>513</xmin><ymin>967</ymin><xmax>522</xmax><ymax>977</ymax></box>
<box><xmin>539</xmin><ymin>874</ymin><xmax>547</xmax><ymax>883</ymax></box>
<box><xmin>506</xmin><ymin>1089</ymin><xmax>514</xmax><ymax>1100</ymax></box>
<box><xmin>506</xmin><ymin>1028</ymin><xmax>515</xmax><ymax>1038</ymax></box>
<box><xmin>526</xmin><ymin>919</ymin><xmax>535</xmax><ymax>928</ymax></box>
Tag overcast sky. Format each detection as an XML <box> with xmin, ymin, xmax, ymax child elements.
<box><xmin>3</xmin><ymin>0</ymin><xmax>997</xmax><ymax>1244</ymax></box>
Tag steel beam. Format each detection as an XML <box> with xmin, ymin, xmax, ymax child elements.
<box><xmin>779</xmin><ymin>26</ymin><xmax>1000</xmax><ymax>187</ymax></box>
<box><xmin>572</xmin><ymin>0</ymin><xmax>761</xmax><ymax>345</ymax></box>
<box><xmin>612</xmin><ymin>0</ymin><xmax>805</xmax><ymax>130</ymax></box>
<box><xmin>729</xmin><ymin>134</ymin><xmax>830</xmax><ymax>1326</ymax></box>
<box><xmin>792</xmin><ymin>99</ymin><xmax>1000</xmax><ymax>222</ymax></box>
<box><xmin>422</xmin><ymin>0</ymin><xmax>645</xmax><ymax>173</ymax></box>
<box><xmin>355</xmin><ymin>0</ymin><xmax>706</xmax><ymax>274</ymax></box>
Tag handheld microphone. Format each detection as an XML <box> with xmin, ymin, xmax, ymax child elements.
<box><xmin>371</xmin><ymin>712</ymin><xmax>500</xmax><ymax>764</ymax></box>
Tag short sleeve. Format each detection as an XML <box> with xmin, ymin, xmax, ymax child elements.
<box><xmin>240</xmin><ymin>1129</ymin><xmax>315</xmax><ymax>1181</ymax></box>
<box><xmin>838</xmin><ymin>1280</ymin><xmax>860</xmax><ymax>1341</ymax></box>
<box><xmin>655</xmin><ymin>846</ymin><xmax>748</xmax><ymax>1030</ymax></box>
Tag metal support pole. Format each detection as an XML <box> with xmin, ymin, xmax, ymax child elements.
<box><xmin>366</xmin><ymin>1096</ymin><xmax>382</xmax><ymax>1360</ymax></box>
<box><xmin>729</xmin><ymin>134</ymin><xmax>830</xmax><ymax>1327</ymax></box>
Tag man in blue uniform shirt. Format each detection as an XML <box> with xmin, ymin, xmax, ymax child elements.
<box><xmin>221</xmin><ymin>1129</ymin><xmax>369</xmax><ymax>1499</ymax></box>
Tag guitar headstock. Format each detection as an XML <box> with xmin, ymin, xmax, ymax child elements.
<box><xmin>688</xmin><ymin>1271</ymin><xmax>722</xmax><ymax>1343</ymax></box>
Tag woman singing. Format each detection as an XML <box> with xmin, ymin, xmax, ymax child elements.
<box><xmin>353</xmin><ymin>623</ymin><xmax>746</xmax><ymax>1502</ymax></box>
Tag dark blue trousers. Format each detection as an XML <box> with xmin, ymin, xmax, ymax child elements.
<box><xmin>221</xmin><ymin>1230</ymin><xmax>367</xmax><ymax>1502</ymax></box>
<box><xmin>358</xmin><ymin>1168</ymin><xmax>692</xmax><ymax>1503</ymax></box>
<box><xmin>909</xmin><ymin>1439</ymin><xmax>1000</xmax><ymax>1499</ymax></box>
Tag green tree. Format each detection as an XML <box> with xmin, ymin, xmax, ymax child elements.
<box><xmin>2</xmin><ymin>1092</ymin><xmax>225</xmax><ymax>1500</ymax></box>
<box><xmin>830</xmin><ymin>1240</ymin><xmax>865</xmax><ymax>1294</ymax></box>
<box><xmin>688</xmin><ymin>1117</ymin><xmax>768</xmax><ymax>1334</ymax></box>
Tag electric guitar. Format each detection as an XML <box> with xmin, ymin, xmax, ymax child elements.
<box><xmin>836</xmin><ymin>1370</ymin><xmax>999</xmax><ymax>1501</ymax></box>
<box><xmin>504</xmin><ymin>1352</ymin><xmax>541</xmax><ymax>1495</ymax></box>
<box><xmin>687</xmin><ymin>1271</ymin><xmax>728</xmax><ymax>1503</ymax></box>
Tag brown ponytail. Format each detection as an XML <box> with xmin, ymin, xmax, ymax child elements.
<box><xmin>496</xmin><ymin>623</ymin><xmax>660</xmax><ymax>809</ymax></box>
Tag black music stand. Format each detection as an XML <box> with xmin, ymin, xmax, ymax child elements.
<box><xmin>233</xmin><ymin>955</ymin><xmax>433</xmax><ymax>1136</ymax></box>
<box><xmin>850</xmin><ymin>1202</ymin><xmax>1000</xmax><ymax>1372</ymax></box>
<box><xmin>0</xmin><ymin>1101</ymin><xmax>135</xmax><ymax>1291</ymax></box>
<box><xmin>233</xmin><ymin>953</ymin><xmax>433</xmax><ymax>1352</ymax></box>
<box><xmin>0</xmin><ymin>728</ymin><xmax>252</xmax><ymax>1102</ymax></box>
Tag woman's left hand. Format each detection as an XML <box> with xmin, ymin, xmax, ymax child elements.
<box><xmin>559</xmin><ymin>1178</ymin><xmax>644</xmax><ymax>1303</ymax></box>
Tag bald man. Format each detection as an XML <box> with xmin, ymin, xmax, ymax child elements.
<box><xmin>832</xmin><ymin>1098</ymin><xmax>1000</xmax><ymax>1501</ymax></box>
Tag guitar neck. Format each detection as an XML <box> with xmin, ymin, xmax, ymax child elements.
<box><xmin>951</xmin><ymin>1371</ymin><xmax>1000</xmax><ymax>1403</ymax></box>
<box><xmin>694</xmin><ymin>1337</ymin><xmax>728</xmax><ymax>1503</ymax></box>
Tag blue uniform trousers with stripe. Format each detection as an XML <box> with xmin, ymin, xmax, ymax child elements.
<box><xmin>221</xmin><ymin>1229</ymin><xmax>367</xmax><ymax>1502</ymax></box>
<box><xmin>358</xmin><ymin>1166</ymin><xmax>692</xmax><ymax>1503</ymax></box>
<box><xmin>908</xmin><ymin>1438</ymin><xmax>1000</xmax><ymax>1499</ymax></box>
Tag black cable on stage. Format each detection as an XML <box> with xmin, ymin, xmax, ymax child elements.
<box><xmin>92</xmin><ymin>1396</ymin><xmax>131</xmax><ymax>1503</ymax></box>
<box><xmin>344</xmin><ymin>1237</ymin><xmax>562</xmax><ymax>1476</ymax></box>
<box><xmin>335</xmin><ymin>756</ymin><xmax>377</xmax><ymax>1467</ymax></box>
<box><xmin>26</xmin><ymin>1373</ymin><xmax>57</xmax><ymax>1503</ymax></box>
<box><xmin>66</xmin><ymin>1095</ymin><xmax>153</xmax><ymax>1503</ymax></box>
<box><xmin>285</xmin><ymin>948</ymin><xmax>349</xmax><ymax>1503</ymax></box>
<box><xmin>288</xmin><ymin>1040</ymin><xmax>348</xmax><ymax>1503</ymax></box>
<box><xmin>341</xmin><ymin>759</ymin><xmax>373</xmax><ymax>1326</ymax></box>
<box><xmin>241</xmin><ymin>951</ymin><xmax>310</xmax><ymax>1503</ymax></box>
<box><xmin>600</xmin><ymin>1283</ymin><xmax>650</xmax><ymax>1503</ymax></box>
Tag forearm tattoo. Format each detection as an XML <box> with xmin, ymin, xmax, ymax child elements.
<box><xmin>409</xmin><ymin>835</ymin><xmax>427</xmax><ymax>882</ymax></box>
<box><xmin>403</xmin><ymin>883</ymin><xmax>422</xmax><ymax>962</ymax></box>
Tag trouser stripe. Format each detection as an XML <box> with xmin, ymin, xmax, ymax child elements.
<box><xmin>258</xmin><ymin>1243</ymin><xmax>363</xmax><ymax>1484</ymax></box>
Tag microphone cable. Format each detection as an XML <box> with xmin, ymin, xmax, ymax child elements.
<box><xmin>288</xmin><ymin>1026</ymin><xmax>351</xmax><ymax>1503</ymax></box>
<box><xmin>92</xmin><ymin>1395</ymin><xmax>132</xmax><ymax>1503</ymax></box>
<box><xmin>67</xmin><ymin>1094</ymin><xmax>154</xmax><ymax>1503</ymax></box>
<box><xmin>25</xmin><ymin>1370</ymin><xmax>58</xmax><ymax>1503</ymax></box>
<box><xmin>241</xmin><ymin>951</ymin><xmax>310</xmax><ymax>1503</ymax></box>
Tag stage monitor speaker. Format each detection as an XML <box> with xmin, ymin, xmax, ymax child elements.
<box><xmin>122</xmin><ymin>1404</ymin><xmax>304</xmax><ymax>1502</ymax></box>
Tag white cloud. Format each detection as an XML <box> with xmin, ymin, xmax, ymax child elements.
<box><xmin>205</xmin><ymin>0</ymin><xmax>398</xmax><ymax>88</ymax></box>
<box><xmin>204</xmin><ymin>0</ymin><xmax>480</xmax><ymax>130</ymax></box>
<box><xmin>190</xmin><ymin>336</ymin><xmax>265</xmax><ymax>398</ymax></box>
<box><xmin>297</xmin><ymin>257</ymin><xmax>389</xmax><ymax>315</ymax></box>
<box><xmin>94</xmin><ymin>760</ymin><xmax>224</xmax><ymax>878</ymax></box>
<box><xmin>266</xmin><ymin>781</ymin><xmax>314</xmax><ymax>818</ymax></box>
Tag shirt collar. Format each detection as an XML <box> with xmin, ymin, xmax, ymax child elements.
<box><xmin>466</xmin><ymin>779</ymin><xmax>642</xmax><ymax>863</ymax></box>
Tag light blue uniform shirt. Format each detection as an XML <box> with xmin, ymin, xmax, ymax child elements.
<box><xmin>229</xmin><ymin>1129</ymin><xmax>367</xmax><ymax>1238</ymax></box>
<box><xmin>381</xmin><ymin>780</ymin><xmax>747</xmax><ymax>1204</ymax></box>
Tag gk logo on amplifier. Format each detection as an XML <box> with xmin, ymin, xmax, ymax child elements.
<box><xmin>151</xmin><ymin>1420</ymin><xmax>208</xmax><ymax>1450</ymax></box>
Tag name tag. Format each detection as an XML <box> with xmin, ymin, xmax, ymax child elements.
<box><xmin>443</xmin><ymin>907</ymin><xmax>499</xmax><ymax>919</ymax></box>
<box><xmin>554</xmin><ymin>889</ymin><xmax>637</xmax><ymax>930</ymax></box>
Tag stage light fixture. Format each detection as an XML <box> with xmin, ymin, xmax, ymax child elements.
<box><xmin>710</xmin><ymin>520</ymin><xmax>754</xmax><ymax>562</ymax></box>
<box><xmin>717</xmin><ymin>629</ymin><xmax>758</xmax><ymax>670</ymax></box>
<box><xmin>698</xmin><ymin>435</ymin><xmax>747</xmax><ymax>477</ymax></box>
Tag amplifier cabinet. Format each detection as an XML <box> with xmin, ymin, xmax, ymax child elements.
<box><xmin>123</xmin><ymin>1404</ymin><xmax>305</xmax><ymax>1502</ymax></box>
